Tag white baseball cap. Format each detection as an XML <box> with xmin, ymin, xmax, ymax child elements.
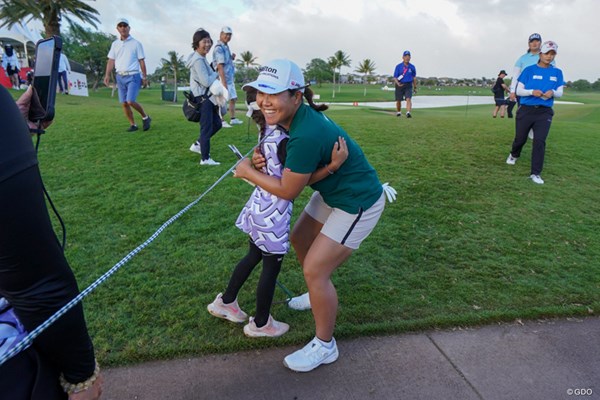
<box><xmin>116</xmin><ymin>18</ymin><xmax>129</xmax><ymax>26</ymax></box>
<box><xmin>540</xmin><ymin>40</ymin><xmax>558</xmax><ymax>54</ymax></box>
<box><xmin>243</xmin><ymin>59</ymin><xmax>305</xmax><ymax>94</ymax></box>
<box><xmin>221</xmin><ymin>26</ymin><xmax>233</xmax><ymax>34</ymax></box>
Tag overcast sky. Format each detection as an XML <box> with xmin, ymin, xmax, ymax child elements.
<box><xmin>81</xmin><ymin>0</ymin><xmax>597</xmax><ymax>81</ymax></box>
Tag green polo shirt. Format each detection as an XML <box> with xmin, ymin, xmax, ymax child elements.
<box><xmin>285</xmin><ymin>104</ymin><xmax>382</xmax><ymax>214</ymax></box>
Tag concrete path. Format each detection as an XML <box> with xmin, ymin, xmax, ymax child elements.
<box><xmin>102</xmin><ymin>317</ymin><xmax>599</xmax><ymax>400</ymax></box>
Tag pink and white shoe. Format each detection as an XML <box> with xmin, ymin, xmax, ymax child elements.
<box><xmin>243</xmin><ymin>315</ymin><xmax>289</xmax><ymax>338</ymax></box>
<box><xmin>207</xmin><ymin>293</ymin><xmax>247</xmax><ymax>323</ymax></box>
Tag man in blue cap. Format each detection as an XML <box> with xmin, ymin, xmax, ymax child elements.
<box><xmin>393</xmin><ymin>50</ymin><xmax>417</xmax><ymax>118</ymax></box>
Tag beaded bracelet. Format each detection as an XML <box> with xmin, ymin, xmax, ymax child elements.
<box><xmin>59</xmin><ymin>360</ymin><xmax>100</xmax><ymax>395</ymax></box>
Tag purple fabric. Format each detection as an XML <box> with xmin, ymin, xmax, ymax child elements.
<box><xmin>0</xmin><ymin>298</ymin><xmax>28</xmax><ymax>358</ymax></box>
<box><xmin>236</xmin><ymin>127</ymin><xmax>292</xmax><ymax>254</ymax></box>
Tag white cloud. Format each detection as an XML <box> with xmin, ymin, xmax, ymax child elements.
<box><xmin>81</xmin><ymin>0</ymin><xmax>599</xmax><ymax>81</ymax></box>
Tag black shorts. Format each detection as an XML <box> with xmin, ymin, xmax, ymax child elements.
<box><xmin>494</xmin><ymin>98</ymin><xmax>507</xmax><ymax>106</ymax></box>
<box><xmin>395</xmin><ymin>84</ymin><xmax>413</xmax><ymax>101</ymax></box>
<box><xmin>6</xmin><ymin>65</ymin><xmax>19</xmax><ymax>76</ymax></box>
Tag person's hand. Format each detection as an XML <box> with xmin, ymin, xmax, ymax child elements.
<box><xmin>509</xmin><ymin>92</ymin><xmax>516</xmax><ymax>102</ymax></box>
<box><xmin>233</xmin><ymin>158</ymin><xmax>253</xmax><ymax>179</ymax></box>
<box><xmin>328</xmin><ymin>136</ymin><xmax>348</xmax><ymax>172</ymax></box>
<box><xmin>16</xmin><ymin>86</ymin><xmax>53</xmax><ymax>131</ymax></box>
<box><xmin>251</xmin><ymin>147</ymin><xmax>266</xmax><ymax>172</ymax></box>
<box><xmin>532</xmin><ymin>89</ymin><xmax>544</xmax><ymax>98</ymax></box>
<box><xmin>69</xmin><ymin>373</ymin><xmax>103</xmax><ymax>400</ymax></box>
<box><xmin>103</xmin><ymin>76</ymin><xmax>110</xmax><ymax>87</ymax></box>
<box><xmin>382</xmin><ymin>183</ymin><xmax>397</xmax><ymax>203</ymax></box>
<box><xmin>541</xmin><ymin>90</ymin><xmax>554</xmax><ymax>100</ymax></box>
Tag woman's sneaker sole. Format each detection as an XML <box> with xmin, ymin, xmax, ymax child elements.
<box><xmin>283</xmin><ymin>349</ymin><xmax>339</xmax><ymax>372</ymax></box>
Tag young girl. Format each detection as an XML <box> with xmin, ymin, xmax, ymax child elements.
<box><xmin>207</xmin><ymin>88</ymin><xmax>348</xmax><ymax>337</ymax></box>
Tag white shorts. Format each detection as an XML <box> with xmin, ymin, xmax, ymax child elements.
<box><xmin>304</xmin><ymin>191</ymin><xmax>385</xmax><ymax>249</ymax></box>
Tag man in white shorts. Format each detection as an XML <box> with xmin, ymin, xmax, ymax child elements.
<box><xmin>213</xmin><ymin>26</ymin><xmax>242</xmax><ymax>127</ymax></box>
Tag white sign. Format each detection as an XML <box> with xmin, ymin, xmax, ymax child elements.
<box><xmin>67</xmin><ymin>71</ymin><xmax>88</xmax><ymax>96</ymax></box>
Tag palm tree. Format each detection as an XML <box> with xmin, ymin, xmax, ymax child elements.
<box><xmin>327</xmin><ymin>56</ymin><xmax>340</xmax><ymax>99</ymax></box>
<box><xmin>355</xmin><ymin>59</ymin><xmax>377</xmax><ymax>96</ymax></box>
<box><xmin>159</xmin><ymin>50</ymin><xmax>185</xmax><ymax>102</ymax></box>
<box><xmin>236</xmin><ymin>51</ymin><xmax>258</xmax><ymax>68</ymax></box>
<box><xmin>332</xmin><ymin>50</ymin><xmax>351</xmax><ymax>93</ymax></box>
<box><xmin>236</xmin><ymin>50</ymin><xmax>258</xmax><ymax>83</ymax></box>
<box><xmin>0</xmin><ymin>0</ymin><xmax>100</xmax><ymax>37</ymax></box>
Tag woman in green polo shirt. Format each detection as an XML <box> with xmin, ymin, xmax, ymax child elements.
<box><xmin>235</xmin><ymin>59</ymin><xmax>393</xmax><ymax>373</ymax></box>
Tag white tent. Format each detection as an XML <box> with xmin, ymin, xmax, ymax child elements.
<box><xmin>0</xmin><ymin>21</ymin><xmax>43</xmax><ymax>67</ymax></box>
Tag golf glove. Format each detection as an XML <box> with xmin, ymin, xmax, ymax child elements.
<box><xmin>382</xmin><ymin>183</ymin><xmax>397</xmax><ymax>203</ymax></box>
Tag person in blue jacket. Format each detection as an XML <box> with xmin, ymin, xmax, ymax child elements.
<box><xmin>505</xmin><ymin>41</ymin><xmax>564</xmax><ymax>185</ymax></box>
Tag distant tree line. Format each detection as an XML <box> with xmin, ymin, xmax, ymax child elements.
<box><xmin>2</xmin><ymin>2</ymin><xmax>598</xmax><ymax>93</ymax></box>
<box><xmin>49</xmin><ymin>27</ymin><xmax>600</xmax><ymax>94</ymax></box>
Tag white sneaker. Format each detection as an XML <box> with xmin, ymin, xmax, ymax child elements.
<box><xmin>283</xmin><ymin>337</ymin><xmax>339</xmax><ymax>372</ymax></box>
<box><xmin>530</xmin><ymin>174</ymin><xmax>544</xmax><ymax>184</ymax></box>
<box><xmin>189</xmin><ymin>142</ymin><xmax>201</xmax><ymax>154</ymax></box>
<box><xmin>288</xmin><ymin>292</ymin><xmax>311</xmax><ymax>310</ymax></box>
<box><xmin>243</xmin><ymin>315</ymin><xmax>289</xmax><ymax>337</ymax></box>
<box><xmin>200</xmin><ymin>158</ymin><xmax>221</xmax><ymax>166</ymax></box>
<box><xmin>207</xmin><ymin>293</ymin><xmax>248</xmax><ymax>323</ymax></box>
<box><xmin>221</xmin><ymin>121</ymin><xmax>232</xmax><ymax>128</ymax></box>
<box><xmin>230</xmin><ymin>118</ymin><xmax>243</xmax><ymax>125</ymax></box>
<box><xmin>528</xmin><ymin>129</ymin><xmax>534</xmax><ymax>140</ymax></box>
<box><xmin>506</xmin><ymin>154</ymin><xmax>518</xmax><ymax>165</ymax></box>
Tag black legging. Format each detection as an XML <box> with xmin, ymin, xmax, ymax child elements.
<box><xmin>222</xmin><ymin>240</ymin><xmax>284</xmax><ymax>327</ymax></box>
<box><xmin>0</xmin><ymin>86</ymin><xmax>95</xmax><ymax>396</ymax></box>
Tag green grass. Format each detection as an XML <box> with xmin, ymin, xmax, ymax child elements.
<box><xmin>11</xmin><ymin>87</ymin><xmax>600</xmax><ymax>366</ymax></box>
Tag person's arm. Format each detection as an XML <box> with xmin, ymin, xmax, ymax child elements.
<box><xmin>541</xmin><ymin>85</ymin><xmax>563</xmax><ymax>100</ymax></box>
<box><xmin>412</xmin><ymin>66</ymin><xmax>417</xmax><ymax>90</ymax></box>
<box><xmin>235</xmin><ymin>159</ymin><xmax>310</xmax><ymax>200</ymax></box>
<box><xmin>308</xmin><ymin>136</ymin><xmax>348</xmax><ymax>185</ymax></box>
<box><xmin>393</xmin><ymin>65</ymin><xmax>401</xmax><ymax>86</ymax></box>
<box><xmin>509</xmin><ymin>65</ymin><xmax>521</xmax><ymax>100</ymax></box>
<box><xmin>551</xmin><ymin>85</ymin><xmax>564</xmax><ymax>98</ymax></box>
<box><xmin>103</xmin><ymin>58</ymin><xmax>115</xmax><ymax>87</ymax></box>
<box><xmin>214</xmin><ymin>46</ymin><xmax>228</xmax><ymax>89</ymax></box>
<box><xmin>217</xmin><ymin>64</ymin><xmax>227</xmax><ymax>89</ymax></box>
<box><xmin>196</xmin><ymin>58</ymin><xmax>217</xmax><ymax>88</ymax></box>
<box><xmin>516</xmin><ymin>81</ymin><xmax>542</xmax><ymax>97</ymax></box>
<box><xmin>139</xmin><ymin>58</ymin><xmax>148</xmax><ymax>84</ymax></box>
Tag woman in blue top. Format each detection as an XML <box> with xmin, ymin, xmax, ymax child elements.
<box><xmin>235</xmin><ymin>59</ymin><xmax>393</xmax><ymax>372</ymax></box>
<box><xmin>505</xmin><ymin>41</ymin><xmax>564</xmax><ymax>185</ymax></box>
